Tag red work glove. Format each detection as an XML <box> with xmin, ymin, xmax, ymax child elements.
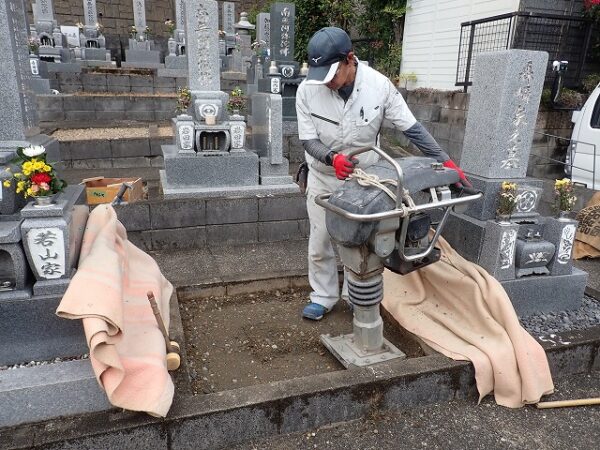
<box><xmin>332</xmin><ymin>153</ymin><xmax>357</xmax><ymax>180</ymax></box>
<box><xmin>443</xmin><ymin>159</ymin><xmax>472</xmax><ymax>188</ymax></box>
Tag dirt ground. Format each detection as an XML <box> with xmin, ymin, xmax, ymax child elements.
<box><xmin>180</xmin><ymin>287</ymin><xmax>424</xmax><ymax>395</ymax></box>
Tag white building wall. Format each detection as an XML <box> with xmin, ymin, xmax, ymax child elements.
<box><xmin>400</xmin><ymin>0</ymin><xmax>520</xmax><ymax>90</ymax></box>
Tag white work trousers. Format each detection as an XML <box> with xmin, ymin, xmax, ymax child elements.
<box><xmin>306</xmin><ymin>167</ymin><xmax>348</xmax><ymax>310</ymax></box>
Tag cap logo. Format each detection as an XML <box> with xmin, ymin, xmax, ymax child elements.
<box><xmin>311</xmin><ymin>56</ymin><xmax>322</xmax><ymax>63</ymax></box>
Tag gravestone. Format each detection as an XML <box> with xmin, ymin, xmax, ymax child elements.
<box><xmin>159</xmin><ymin>0</ymin><xmax>188</xmax><ymax>76</ymax></box>
<box><xmin>123</xmin><ymin>0</ymin><xmax>162</xmax><ymax>68</ymax></box>
<box><xmin>222</xmin><ymin>1</ymin><xmax>236</xmax><ymax>35</ymax></box>
<box><xmin>221</xmin><ymin>1</ymin><xmax>236</xmax><ymax>68</ymax></box>
<box><xmin>133</xmin><ymin>0</ymin><xmax>146</xmax><ymax>31</ymax></box>
<box><xmin>79</xmin><ymin>0</ymin><xmax>111</xmax><ymax>65</ymax></box>
<box><xmin>443</xmin><ymin>50</ymin><xmax>587</xmax><ymax>316</ymax></box>
<box><xmin>0</xmin><ymin>0</ymin><xmax>89</xmax><ymax>367</ymax></box>
<box><xmin>258</xmin><ymin>3</ymin><xmax>303</xmax><ymax>120</ymax></box>
<box><xmin>257</xmin><ymin>12</ymin><xmax>271</xmax><ymax>50</ymax></box>
<box><xmin>160</xmin><ymin>0</ymin><xmax>296</xmax><ymax>198</ymax></box>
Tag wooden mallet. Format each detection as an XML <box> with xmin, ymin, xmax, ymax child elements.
<box><xmin>147</xmin><ymin>291</ymin><xmax>181</xmax><ymax>371</ymax></box>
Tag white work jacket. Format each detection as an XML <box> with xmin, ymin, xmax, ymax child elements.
<box><xmin>296</xmin><ymin>60</ymin><xmax>417</xmax><ymax>174</ymax></box>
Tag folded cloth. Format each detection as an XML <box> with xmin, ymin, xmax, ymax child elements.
<box><xmin>382</xmin><ymin>236</ymin><xmax>554</xmax><ymax>408</ymax></box>
<box><xmin>57</xmin><ymin>204</ymin><xmax>174</xmax><ymax>417</ymax></box>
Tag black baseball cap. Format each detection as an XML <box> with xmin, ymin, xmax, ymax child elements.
<box><xmin>306</xmin><ymin>27</ymin><xmax>352</xmax><ymax>84</ymax></box>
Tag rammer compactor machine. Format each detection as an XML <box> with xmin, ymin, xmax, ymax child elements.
<box><xmin>315</xmin><ymin>146</ymin><xmax>482</xmax><ymax>368</ymax></box>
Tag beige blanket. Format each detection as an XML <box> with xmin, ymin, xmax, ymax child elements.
<box><xmin>382</xmin><ymin>237</ymin><xmax>554</xmax><ymax>408</ymax></box>
<box><xmin>57</xmin><ymin>204</ymin><xmax>174</xmax><ymax>417</ymax></box>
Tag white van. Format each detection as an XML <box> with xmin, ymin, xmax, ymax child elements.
<box><xmin>569</xmin><ymin>83</ymin><xmax>600</xmax><ymax>190</ymax></box>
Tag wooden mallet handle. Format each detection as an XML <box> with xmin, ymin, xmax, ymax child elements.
<box><xmin>147</xmin><ymin>291</ymin><xmax>174</xmax><ymax>353</ymax></box>
<box><xmin>536</xmin><ymin>398</ymin><xmax>600</xmax><ymax>409</ymax></box>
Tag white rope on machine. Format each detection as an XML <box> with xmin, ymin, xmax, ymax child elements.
<box><xmin>349</xmin><ymin>168</ymin><xmax>416</xmax><ymax>209</ymax></box>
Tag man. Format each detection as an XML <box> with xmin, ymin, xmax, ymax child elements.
<box><xmin>296</xmin><ymin>27</ymin><xmax>470</xmax><ymax>320</ymax></box>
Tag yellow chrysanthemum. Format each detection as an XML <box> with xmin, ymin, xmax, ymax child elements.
<box><xmin>3</xmin><ymin>180</ymin><xmax>11</xmax><ymax>188</ymax></box>
<box><xmin>16</xmin><ymin>180</ymin><xmax>26</xmax><ymax>193</ymax></box>
<box><xmin>22</xmin><ymin>168</ymin><xmax>31</xmax><ymax>176</ymax></box>
<box><xmin>42</xmin><ymin>165</ymin><xmax>52</xmax><ymax>172</ymax></box>
<box><xmin>501</xmin><ymin>181</ymin><xmax>516</xmax><ymax>191</ymax></box>
<box><xmin>26</xmin><ymin>187</ymin><xmax>34</xmax><ymax>197</ymax></box>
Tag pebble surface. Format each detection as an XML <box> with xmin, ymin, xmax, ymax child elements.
<box><xmin>520</xmin><ymin>294</ymin><xmax>600</xmax><ymax>336</ymax></box>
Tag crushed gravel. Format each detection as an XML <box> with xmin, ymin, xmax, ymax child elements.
<box><xmin>520</xmin><ymin>294</ymin><xmax>600</xmax><ymax>336</ymax></box>
<box><xmin>51</xmin><ymin>126</ymin><xmax>173</xmax><ymax>141</ymax></box>
<box><xmin>0</xmin><ymin>354</ymin><xmax>89</xmax><ymax>371</ymax></box>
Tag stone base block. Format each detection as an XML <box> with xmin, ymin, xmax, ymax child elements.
<box><xmin>442</xmin><ymin>212</ymin><xmax>486</xmax><ymax>263</ymax></box>
<box><xmin>81</xmin><ymin>60</ymin><xmax>115</xmax><ymax>68</ymax></box>
<box><xmin>30</xmin><ymin>78</ymin><xmax>51</xmax><ymax>94</ymax></box>
<box><xmin>83</xmin><ymin>48</ymin><xmax>109</xmax><ymax>61</ymax></box>
<box><xmin>501</xmin><ymin>268</ymin><xmax>587</xmax><ymax>316</ymax></box>
<box><xmin>46</xmin><ymin>62</ymin><xmax>82</xmax><ymax>73</ymax></box>
<box><xmin>124</xmin><ymin>49</ymin><xmax>161</xmax><ymax>65</ymax></box>
<box><xmin>0</xmin><ymin>286</ymin><xmax>31</xmax><ymax>301</ymax></box>
<box><xmin>260</xmin><ymin>157</ymin><xmax>289</xmax><ymax>176</ymax></box>
<box><xmin>33</xmin><ymin>276</ymin><xmax>72</xmax><ymax>297</ymax></box>
<box><xmin>162</xmin><ymin>144</ymin><xmax>259</xmax><ymax>187</ymax></box>
<box><xmin>0</xmin><ymin>360</ymin><xmax>112</xmax><ymax>428</ymax></box>
<box><xmin>261</xmin><ymin>175</ymin><xmax>294</xmax><ymax>185</ymax></box>
<box><xmin>461</xmin><ymin>175</ymin><xmax>545</xmax><ymax>221</ymax></box>
<box><xmin>157</xmin><ymin>68</ymin><xmax>187</xmax><ymax>78</ymax></box>
<box><xmin>164</xmin><ymin>55</ymin><xmax>187</xmax><ymax>69</ymax></box>
<box><xmin>160</xmin><ymin>170</ymin><xmax>299</xmax><ymax>198</ymax></box>
<box><xmin>121</xmin><ymin>61</ymin><xmax>164</xmax><ymax>69</ymax></box>
<box><xmin>0</xmin><ymin>294</ymin><xmax>87</xmax><ymax>366</ymax></box>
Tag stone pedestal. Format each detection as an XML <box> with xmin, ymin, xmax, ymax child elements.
<box><xmin>20</xmin><ymin>185</ymin><xmax>88</xmax><ymax>296</ymax></box>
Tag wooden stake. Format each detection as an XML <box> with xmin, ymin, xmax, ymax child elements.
<box><xmin>536</xmin><ymin>398</ymin><xmax>600</xmax><ymax>409</ymax></box>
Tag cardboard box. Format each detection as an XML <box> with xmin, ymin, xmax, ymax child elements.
<box><xmin>81</xmin><ymin>177</ymin><xmax>144</xmax><ymax>205</ymax></box>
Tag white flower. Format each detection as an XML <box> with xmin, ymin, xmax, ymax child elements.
<box><xmin>23</xmin><ymin>145</ymin><xmax>45</xmax><ymax>157</ymax></box>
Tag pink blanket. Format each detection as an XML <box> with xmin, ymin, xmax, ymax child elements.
<box><xmin>382</xmin><ymin>237</ymin><xmax>554</xmax><ymax>408</ymax></box>
<box><xmin>57</xmin><ymin>204</ymin><xmax>174</xmax><ymax>417</ymax></box>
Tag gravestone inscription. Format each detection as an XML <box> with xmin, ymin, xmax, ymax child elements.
<box><xmin>175</xmin><ymin>0</ymin><xmax>185</xmax><ymax>30</ymax></box>
<box><xmin>133</xmin><ymin>0</ymin><xmax>146</xmax><ymax>31</ymax></box>
<box><xmin>222</xmin><ymin>2</ymin><xmax>235</xmax><ymax>35</ymax></box>
<box><xmin>36</xmin><ymin>0</ymin><xmax>54</xmax><ymax>21</ymax></box>
<box><xmin>270</xmin><ymin>3</ymin><xmax>295</xmax><ymax>61</ymax></box>
<box><xmin>257</xmin><ymin>12</ymin><xmax>270</xmax><ymax>48</ymax></box>
<box><xmin>83</xmin><ymin>0</ymin><xmax>97</xmax><ymax>26</ymax></box>
<box><xmin>185</xmin><ymin>0</ymin><xmax>220</xmax><ymax>92</ymax></box>
<box><xmin>459</xmin><ymin>50</ymin><xmax>547</xmax><ymax>179</ymax></box>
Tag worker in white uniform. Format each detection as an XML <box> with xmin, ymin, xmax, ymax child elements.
<box><xmin>296</xmin><ymin>27</ymin><xmax>471</xmax><ymax>320</ymax></box>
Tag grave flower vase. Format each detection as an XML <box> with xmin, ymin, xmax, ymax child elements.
<box><xmin>558</xmin><ymin>210</ymin><xmax>573</xmax><ymax>221</ymax></box>
<box><xmin>496</xmin><ymin>213</ymin><xmax>512</xmax><ymax>224</ymax></box>
<box><xmin>33</xmin><ymin>195</ymin><xmax>55</xmax><ymax>207</ymax></box>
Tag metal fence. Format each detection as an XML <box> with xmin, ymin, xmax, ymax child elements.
<box><xmin>456</xmin><ymin>12</ymin><xmax>594</xmax><ymax>91</ymax></box>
